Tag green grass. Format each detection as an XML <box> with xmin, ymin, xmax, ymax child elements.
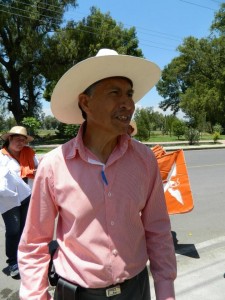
<box><xmin>142</xmin><ymin>132</ymin><xmax>225</xmax><ymax>143</ymax></box>
<box><xmin>37</xmin><ymin>129</ymin><xmax>56</xmax><ymax>137</ymax></box>
<box><xmin>145</xmin><ymin>135</ymin><xmax>186</xmax><ymax>142</ymax></box>
<box><xmin>34</xmin><ymin>147</ymin><xmax>56</xmax><ymax>154</ymax></box>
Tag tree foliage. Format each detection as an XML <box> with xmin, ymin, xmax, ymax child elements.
<box><xmin>0</xmin><ymin>0</ymin><xmax>77</xmax><ymax>124</ymax></box>
<box><xmin>172</xmin><ymin>119</ymin><xmax>186</xmax><ymax>140</ymax></box>
<box><xmin>0</xmin><ymin>2</ymin><xmax>143</xmax><ymax>123</ymax></box>
<box><xmin>134</xmin><ymin>107</ymin><xmax>165</xmax><ymax>141</ymax></box>
<box><xmin>55</xmin><ymin>123</ymin><xmax>80</xmax><ymax>139</ymax></box>
<box><xmin>156</xmin><ymin>3</ymin><xmax>225</xmax><ymax>131</ymax></box>
<box><xmin>185</xmin><ymin>128</ymin><xmax>200</xmax><ymax>145</ymax></box>
<box><xmin>21</xmin><ymin>116</ymin><xmax>41</xmax><ymax>136</ymax></box>
<box><xmin>43</xmin><ymin>7</ymin><xmax>143</xmax><ymax>101</ymax></box>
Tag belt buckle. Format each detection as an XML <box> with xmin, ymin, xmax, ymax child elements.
<box><xmin>106</xmin><ymin>285</ymin><xmax>121</xmax><ymax>297</ymax></box>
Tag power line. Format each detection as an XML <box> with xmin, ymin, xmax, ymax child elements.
<box><xmin>0</xmin><ymin>2</ymin><xmax>180</xmax><ymax>49</ymax></box>
<box><xmin>2</xmin><ymin>0</ymin><xmax>220</xmax><ymax>53</ymax></box>
<box><xmin>3</xmin><ymin>1</ymin><xmax>184</xmax><ymax>42</ymax></box>
<box><xmin>13</xmin><ymin>0</ymin><xmax>64</xmax><ymax>12</ymax></box>
<box><xmin>65</xmin><ymin>10</ymin><xmax>183</xmax><ymax>42</ymax></box>
<box><xmin>178</xmin><ymin>0</ymin><xmax>217</xmax><ymax>10</ymax></box>
<box><xmin>208</xmin><ymin>0</ymin><xmax>223</xmax><ymax>4</ymax></box>
<box><xmin>0</xmin><ymin>2</ymin><xmax>62</xmax><ymax>22</ymax></box>
<box><xmin>0</xmin><ymin>7</ymin><xmax>178</xmax><ymax>53</ymax></box>
<box><xmin>13</xmin><ymin>0</ymin><xmax>63</xmax><ymax>15</ymax></box>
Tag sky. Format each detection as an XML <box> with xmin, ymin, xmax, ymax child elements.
<box><xmin>43</xmin><ymin>0</ymin><xmax>223</xmax><ymax>116</ymax></box>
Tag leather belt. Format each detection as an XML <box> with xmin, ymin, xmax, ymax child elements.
<box><xmin>78</xmin><ymin>267</ymin><xmax>146</xmax><ymax>297</ymax></box>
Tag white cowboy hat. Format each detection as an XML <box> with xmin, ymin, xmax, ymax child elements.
<box><xmin>51</xmin><ymin>48</ymin><xmax>161</xmax><ymax>124</ymax></box>
<box><xmin>1</xmin><ymin>126</ymin><xmax>34</xmax><ymax>142</ymax></box>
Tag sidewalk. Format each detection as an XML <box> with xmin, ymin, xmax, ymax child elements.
<box><xmin>144</xmin><ymin>139</ymin><xmax>225</xmax><ymax>151</ymax></box>
<box><xmin>150</xmin><ymin>236</ymin><xmax>225</xmax><ymax>300</ymax></box>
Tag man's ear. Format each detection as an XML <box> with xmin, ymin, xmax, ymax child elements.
<box><xmin>78</xmin><ymin>93</ymin><xmax>89</xmax><ymax>113</ymax></box>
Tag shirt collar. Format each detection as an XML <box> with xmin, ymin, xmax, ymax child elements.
<box><xmin>64</xmin><ymin>123</ymin><xmax>132</xmax><ymax>164</ymax></box>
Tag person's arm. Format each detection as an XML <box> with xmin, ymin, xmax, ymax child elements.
<box><xmin>18</xmin><ymin>158</ymin><xmax>58</xmax><ymax>300</ymax></box>
<box><xmin>142</xmin><ymin>151</ymin><xmax>177</xmax><ymax>300</ymax></box>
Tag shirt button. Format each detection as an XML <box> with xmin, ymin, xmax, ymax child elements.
<box><xmin>111</xmin><ymin>221</ymin><xmax>114</xmax><ymax>226</ymax></box>
<box><xmin>108</xmin><ymin>192</ymin><xmax>111</xmax><ymax>197</ymax></box>
<box><xmin>112</xmin><ymin>249</ymin><xmax>118</xmax><ymax>256</ymax></box>
<box><xmin>116</xmin><ymin>278</ymin><xmax>120</xmax><ymax>283</ymax></box>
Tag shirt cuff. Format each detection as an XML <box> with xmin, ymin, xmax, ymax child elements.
<box><xmin>154</xmin><ymin>280</ymin><xmax>175</xmax><ymax>300</ymax></box>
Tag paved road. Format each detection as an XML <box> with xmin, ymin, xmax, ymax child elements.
<box><xmin>0</xmin><ymin>148</ymin><xmax>225</xmax><ymax>299</ymax></box>
<box><xmin>167</xmin><ymin>148</ymin><xmax>225</xmax><ymax>300</ymax></box>
<box><xmin>171</xmin><ymin>148</ymin><xmax>225</xmax><ymax>245</ymax></box>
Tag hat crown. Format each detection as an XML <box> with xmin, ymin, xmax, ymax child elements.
<box><xmin>96</xmin><ymin>49</ymin><xmax>118</xmax><ymax>57</ymax></box>
<box><xmin>9</xmin><ymin>126</ymin><xmax>28</xmax><ymax>136</ymax></box>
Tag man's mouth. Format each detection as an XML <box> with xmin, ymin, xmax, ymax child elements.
<box><xmin>116</xmin><ymin>115</ymin><xmax>131</xmax><ymax>121</ymax></box>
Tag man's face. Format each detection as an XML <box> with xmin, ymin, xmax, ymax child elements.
<box><xmin>80</xmin><ymin>77</ymin><xmax>135</xmax><ymax>136</ymax></box>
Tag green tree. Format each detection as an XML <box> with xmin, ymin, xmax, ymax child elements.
<box><xmin>185</xmin><ymin>128</ymin><xmax>200</xmax><ymax>145</ymax></box>
<box><xmin>4</xmin><ymin>117</ymin><xmax>17</xmax><ymax>131</ymax></box>
<box><xmin>162</xmin><ymin>115</ymin><xmax>177</xmax><ymax>136</ymax></box>
<box><xmin>134</xmin><ymin>107</ymin><xmax>155</xmax><ymax>140</ymax></box>
<box><xmin>43</xmin><ymin>7</ymin><xmax>143</xmax><ymax>101</ymax></box>
<box><xmin>213</xmin><ymin>123</ymin><xmax>223</xmax><ymax>134</ymax></box>
<box><xmin>56</xmin><ymin>123</ymin><xmax>80</xmax><ymax>139</ymax></box>
<box><xmin>156</xmin><ymin>3</ymin><xmax>225</xmax><ymax>131</ymax></box>
<box><xmin>0</xmin><ymin>0</ymin><xmax>77</xmax><ymax>123</ymax></box>
<box><xmin>210</xmin><ymin>3</ymin><xmax>225</xmax><ymax>35</ymax></box>
<box><xmin>21</xmin><ymin>116</ymin><xmax>41</xmax><ymax>136</ymax></box>
<box><xmin>212</xmin><ymin>131</ymin><xmax>220</xmax><ymax>143</ymax></box>
<box><xmin>0</xmin><ymin>115</ymin><xmax>5</xmax><ymax>132</ymax></box>
<box><xmin>151</xmin><ymin>111</ymin><xmax>165</xmax><ymax>131</ymax></box>
<box><xmin>172</xmin><ymin>119</ymin><xmax>186</xmax><ymax>140</ymax></box>
<box><xmin>42</xmin><ymin>115</ymin><xmax>59</xmax><ymax>130</ymax></box>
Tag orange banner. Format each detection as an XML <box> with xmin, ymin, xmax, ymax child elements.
<box><xmin>152</xmin><ymin>145</ymin><xmax>194</xmax><ymax>215</ymax></box>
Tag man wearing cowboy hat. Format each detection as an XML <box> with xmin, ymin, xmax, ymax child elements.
<box><xmin>18</xmin><ymin>49</ymin><xmax>176</xmax><ymax>300</ymax></box>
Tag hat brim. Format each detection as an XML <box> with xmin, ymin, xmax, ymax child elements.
<box><xmin>1</xmin><ymin>133</ymin><xmax>34</xmax><ymax>142</ymax></box>
<box><xmin>51</xmin><ymin>54</ymin><xmax>161</xmax><ymax>124</ymax></box>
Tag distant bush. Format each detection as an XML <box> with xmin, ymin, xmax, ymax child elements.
<box><xmin>185</xmin><ymin>128</ymin><xmax>200</xmax><ymax>145</ymax></box>
<box><xmin>213</xmin><ymin>123</ymin><xmax>222</xmax><ymax>134</ymax></box>
<box><xmin>212</xmin><ymin>132</ymin><xmax>220</xmax><ymax>143</ymax></box>
<box><xmin>172</xmin><ymin>120</ymin><xmax>187</xmax><ymax>140</ymax></box>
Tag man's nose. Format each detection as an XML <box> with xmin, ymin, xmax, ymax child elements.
<box><xmin>119</xmin><ymin>96</ymin><xmax>134</xmax><ymax>110</ymax></box>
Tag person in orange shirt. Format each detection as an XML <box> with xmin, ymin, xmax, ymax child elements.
<box><xmin>0</xmin><ymin>126</ymin><xmax>38</xmax><ymax>278</ymax></box>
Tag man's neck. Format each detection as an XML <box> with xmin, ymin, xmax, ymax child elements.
<box><xmin>83</xmin><ymin>129</ymin><xmax>118</xmax><ymax>164</ymax></box>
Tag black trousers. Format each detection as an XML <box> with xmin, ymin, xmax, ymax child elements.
<box><xmin>1</xmin><ymin>196</ymin><xmax>30</xmax><ymax>266</ymax></box>
<box><xmin>54</xmin><ymin>267</ymin><xmax>151</xmax><ymax>300</ymax></box>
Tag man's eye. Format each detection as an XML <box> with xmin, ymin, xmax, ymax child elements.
<box><xmin>110</xmin><ymin>90</ymin><xmax>118</xmax><ymax>94</ymax></box>
<box><xmin>128</xmin><ymin>92</ymin><xmax>134</xmax><ymax>97</ymax></box>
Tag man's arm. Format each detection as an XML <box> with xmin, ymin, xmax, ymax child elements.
<box><xmin>142</xmin><ymin>152</ymin><xmax>177</xmax><ymax>300</ymax></box>
<box><xmin>18</xmin><ymin>158</ymin><xmax>58</xmax><ymax>300</ymax></box>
